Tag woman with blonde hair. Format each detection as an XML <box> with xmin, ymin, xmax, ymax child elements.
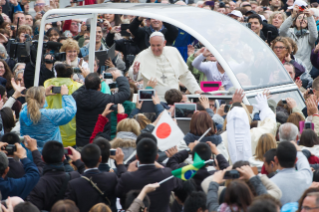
<box><xmin>20</xmin><ymin>85</ymin><xmax>76</xmax><ymax>154</ymax></box>
<box><xmin>287</xmin><ymin>112</ymin><xmax>305</xmax><ymax>131</ymax></box>
<box><xmin>249</xmin><ymin>133</ymin><xmax>277</xmax><ymax>171</ymax></box>
<box><xmin>111</xmin><ymin>118</ymin><xmax>140</xmax><ymax>160</ymax></box>
<box><xmin>269</xmin><ymin>11</ymin><xmax>287</xmax><ymax>29</ymax></box>
<box><xmin>60</xmin><ymin>38</ymin><xmax>80</xmax><ymax>68</ymax></box>
<box><xmin>133</xmin><ymin>113</ymin><xmax>151</xmax><ymax>130</ymax></box>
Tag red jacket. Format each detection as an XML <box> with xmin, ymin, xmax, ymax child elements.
<box><xmin>89</xmin><ymin>113</ymin><xmax>128</xmax><ymax>143</ymax></box>
<box><xmin>308</xmin><ymin>155</ymin><xmax>319</xmax><ymax>164</ymax></box>
<box><xmin>79</xmin><ymin>0</ymin><xmax>96</xmax><ymax>5</ymax></box>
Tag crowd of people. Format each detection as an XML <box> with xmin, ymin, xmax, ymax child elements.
<box><xmin>0</xmin><ymin>0</ymin><xmax>317</xmax><ymax>212</ymax></box>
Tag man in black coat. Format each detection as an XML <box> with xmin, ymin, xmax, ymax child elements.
<box><xmin>247</xmin><ymin>14</ymin><xmax>278</xmax><ymax>42</ymax></box>
<box><xmin>129</xmin><ymin>17</ymin><xmax>179</xmax><ymax>51</ymax></box>
<box><xmin>1</xmin><ymin>133</ymin><xmax>25</xmax><ymax>179</ymax></box>
<box><xmin>27</xmin><ymin>141</ymin><xmax>83</xmax><ymax>211</ymax></box>
<box><xmin>65</xmin><ymin>144</ymin><xmax>118</xmax><ymax>212</ymax></box>
<box><xmin>24</xmin><ymin>61</ymin><xmax>55</xmax><ymax>88</ymax></box>
<box><xmin>166</xmin><ymin>142</ymin><xmax>229</xmax><ymax>191</ymax></box>
<box><xmin>72</xmin><ymin>69</ymin><xmax>130</xmax><ymax>148</ymax></box>
<box><xmin>116</xmin><ymin>138</ymin><xmax>182</xmax><ymax>212</ymax></box>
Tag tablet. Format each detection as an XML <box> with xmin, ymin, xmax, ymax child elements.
<box><xmin>174</xmin><ymin>103</ymin><xmax>197</xmax><ymax>120</ymax></box>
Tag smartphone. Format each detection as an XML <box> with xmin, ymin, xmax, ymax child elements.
<box><xmin>52</xmin><ymin>86</ymin><xmax>61</xmax><ymax>94</ymax></box>
<box><xmin>64</xmin><ymin>148</ymin><xmax>72</xmax><ymax>155</ymax></box>
<box><xmin>223</xmin><ymin>170</ymin><xmax>240</xmax><ymax>179</ymax></box>
<box><xmin>110</xmin><ymin>104</ymin><xmax>117</xmax><ymax>111</ymax></box>
<box><xmin>110</xmin><ymin>149</ymin><xmax>116</xmax><ymax>156</ymax></box>
<box><xmin>109</xmin><ymin>83</ymin><xmax>117</xmax><ymax>89</ymax></box>
<box><xmin>305</xmin><ymin>121</ymin><xmax>312</xmax><ymax>130</ymax></box>
<box><xmin>120</xmin><ymin>24</ymin><xmax>131</xmax><ymax>37</ymax></box>
<box><xmin>224</xmin><ymin>104</ymin><xmax>230</xmax><ymax>113</ymax></box>
<box><xmin>73</xmin><ymin>67</ymin><xmax>81</xmax><ymax>74</ymax></box>
<box><xmin>138</xmin><ymin>89</ymin><xmax>155</xmax><ymax>101</ymax></box>
<box><xmin>103</xmin><ymin>73</ymin><xmax>113</xmax><ymax>79</ymax></box>
<box><xmin>281</xmin><ymin>99</ymin><xmax>287</xmax><ymax>104</ymax></box>
<box><xmin>21</xmin><ymin>89</ymin><xmax>27</xmax><ymax>95</ymax></box>
<box><xmin>309</xmin><ymin>89</ymin><xmax>314</xmax><ymax>95</ymax></box>
<box><xmin>174</xmin><ymin>103</ymin><xmax>197</xmax><ymax>120</ymax></box>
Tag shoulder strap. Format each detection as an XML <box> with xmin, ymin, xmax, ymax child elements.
<box><xmin>54</xmin><ymin>172</ymin><xmax>71</xmax><ymax>204</ymax></box>
<box><xmin>81</xmin><ymin>176</ymin><xmax>111</xmax><ymax>205</ymax></box>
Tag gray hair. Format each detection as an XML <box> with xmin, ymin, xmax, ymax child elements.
<box><xmin>0</xmin><ymin>152</ymin><xmax>8</xmax><ymax>176</ymax></box>
<box><xmin>0</xmin><ymin>44</ymin><xmax>7</xmax><ymax>59</ymax></box>
<box><xmin>12</xmin><ymin>62</ymin><xmax>26</xmax><ymax>73</ymax></box>
<box><xmin>279</xmin><ymin>123</ymin><xmax>299</xmax><ymax>142</ymax></box>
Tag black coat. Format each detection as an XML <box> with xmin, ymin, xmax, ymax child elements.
<box><xmin>6</xmin><ymin>158</ymin><xmax>25</xmax><ymax>179</ymax></box>
<box><xmin>72</xmin><ymin>76</ymin><xmax>130</xmax><ymax>147</ymax></box>
<box><xmin>65</xmin><ymin>169</ymin><xmax>118</xmax><ymax>212</ymax></box>
<box><xmin>116</xmin><ymin>165</ymin><xmax>182</xmax><ymax>212</ymax></box>
<box><xmin>24</xmin><ymin>63</ymin><xmax>54</xmax><ymax>88</ymax></box>
<box><xmin>129</xmin><ymin>17</ymin><xmax>179</xmax><ymax>51</ymax></box>
<box><xmin>27</xmin><ymin>170</ymin><xmax>80</xmax><ymax>211</ymax></box>
<box><xmin>166</xmin><ymin>150</ymin><xmax>229</xmax><ymax>191</ymax></box>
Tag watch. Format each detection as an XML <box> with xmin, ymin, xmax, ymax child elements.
<box><xmin>185</xmin><ymin>147</ymin><xmax>191</xmax><ymax>154</ymax></box>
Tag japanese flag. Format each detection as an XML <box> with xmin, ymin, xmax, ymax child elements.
<box><xmin>152</xmin><ymin>110</ymin><xmax>185</xmax><ymax>151</ymax></box>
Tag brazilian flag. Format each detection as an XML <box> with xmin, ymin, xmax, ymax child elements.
<box><xmin>171</xmin><ymin>153</ymin><xmax>206</xmax><ymax>181</ymax></box>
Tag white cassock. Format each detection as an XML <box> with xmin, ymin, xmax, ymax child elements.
<box><xmin>129</xmin><ymin>46</ymin><xmax>201</xmax><ymax>101</ymax></box>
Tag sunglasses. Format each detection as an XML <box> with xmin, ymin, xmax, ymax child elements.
<box><xmin>35</xmin><ymin>3</ymin><xmax>45</xmax><ymax>6</ymax></box>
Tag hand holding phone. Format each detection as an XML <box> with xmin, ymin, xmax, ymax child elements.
<box><xmin>52</xmin><ymin>86</ymin><xmax>61</xmax><ymax>94</ymax></box>
<box><xmin>64</xmin><ymin>148</ymin><xmax>72</xmax><ymax>155</ymax></box>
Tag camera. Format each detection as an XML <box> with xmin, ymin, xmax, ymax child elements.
<box><xmin>2</xmin><ymin>144</ymin><xmax>17</xmax><ymax>155</ymax></box>
<box><xmin>109</xmin><ymin>82</ymin><xmax>118</xmax><ymax>89</ymax></box>
<box><xmin>52</xmin><ymin>86</ymin><xmax>61</xmax><ymax>94</ymax></box>
<box><xmin>10</xmin><ymin>26</ymin><xmax>15</xmax><ymax>30</ymax></box>
<box><xmin>305</xmin><ymin>121</ymin><xmax>312</xmax><ymax>130</ymax></box>
<box><xmin>110</xmin><ymin>149</ymin><xmax>116</xmax><ymax>156</ymax></box>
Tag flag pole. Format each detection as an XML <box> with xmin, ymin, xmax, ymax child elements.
<box><xmin>158</xmin><ymin>159</ymin><xmax>215</xmax><ymax>185</ymax></box>
<box><xmin>197</xmin><ymin>127</ymin><xmax>211</xmax><ymax>142</ymax></box>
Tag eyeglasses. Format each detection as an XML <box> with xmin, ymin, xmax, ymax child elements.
<box><xmin>300</xmin><ymin>206</ymin><xmax>319</xmax><ymax>211</ymax></box>
<box><xmin>35</xmin><ymin>3</ymin><xmax>45</xmax><ymax>6</ymax></box>
<box><xmin>274</xmin><ymin>46</ymin><xmax>287</xmax><ymax>50</ymax></box>
<box><xmin>14</xmin><ymin>11</ymin><xmax>24</xmax><ymax>14</ymax></box>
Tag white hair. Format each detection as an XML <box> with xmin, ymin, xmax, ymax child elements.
<box><xmin>279</xmin><ymin>123</ymin><xmax>299</xmax><ymax>142</ymax></box>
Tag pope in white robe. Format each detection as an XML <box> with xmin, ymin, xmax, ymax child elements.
<box><xmin>128</xmin><ymin>31</ymin><xmax>202</xmax><ymax>101</ymax></box>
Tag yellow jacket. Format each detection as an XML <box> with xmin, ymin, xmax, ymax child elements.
<box><xmin>44</xmin><ymin>78</ymin><xmax>82</xmax><ymax>147</ymax></box>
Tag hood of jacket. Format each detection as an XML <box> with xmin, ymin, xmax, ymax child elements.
<box><xmin>183</xmin><ymin>133</ymin><xmax>222</xmax><ymax>146</ymax></box>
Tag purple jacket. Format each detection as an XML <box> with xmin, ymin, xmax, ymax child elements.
<box><xmin>289</xmin><ymin>56</ymin><xmax>306</xmax><ymax>79</ymax></box>
<box><xmin>311</xmin><ymin>49</ymin><xmax>319</xmax><ymax>71</ymax></box>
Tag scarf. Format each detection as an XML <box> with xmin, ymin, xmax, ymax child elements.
<box><xmin>116</xmin><ymin>131</ymin><xmax>137</xmax><ymax>140</ymax></box>
<box><xmin>294</xmin><ymin>28</ymin><xmax>308</xmax><ymax>37</ymax></box>
<box><xmin>43</xmin><ymin>163</ymin><xmax>65</xmax><ymax>175</ymax></box>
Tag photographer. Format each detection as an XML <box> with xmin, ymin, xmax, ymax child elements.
<box><xmin>16</xmin><ymin>25</ymin><xmax>32</xmax><ymax>43</ymax></box>
<box><xmin>44</xmin><ymin>64</ymin><xmax>85</xmax><ymax>147</ymax></box>
<box><xmin>20</xmin><ymin>85</ymin><xmax>77</xmax><ymax>154</ymax></box>
<box><xmin>0</xmin><ymin>141</ymin><xmax>40</xmax><ymax>199</ymax></box>
<box><xmin>24</xmin><ymin>54</ymin><xmax>55</xmax><ymax>88</ymax></box>
<box><xmin>72</xmin><ymin>68</ymin><xmax>130</xmax><ymax>150</ymax></box>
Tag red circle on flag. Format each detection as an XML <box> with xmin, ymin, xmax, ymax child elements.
<box><xmin>156</xmin><ymin>123</ymin><xmax>171</xmax><ymax>139</ymax></box>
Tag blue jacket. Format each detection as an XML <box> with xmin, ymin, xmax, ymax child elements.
<box><xmin>20</xmin><ymin>95</ymin><xmax>77</xmax><ymax>151</ymax></box>
<box><xmin>0</xmin><ymin>158</ymin><xmax>40</xmax><ymax>199</ymax></box>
